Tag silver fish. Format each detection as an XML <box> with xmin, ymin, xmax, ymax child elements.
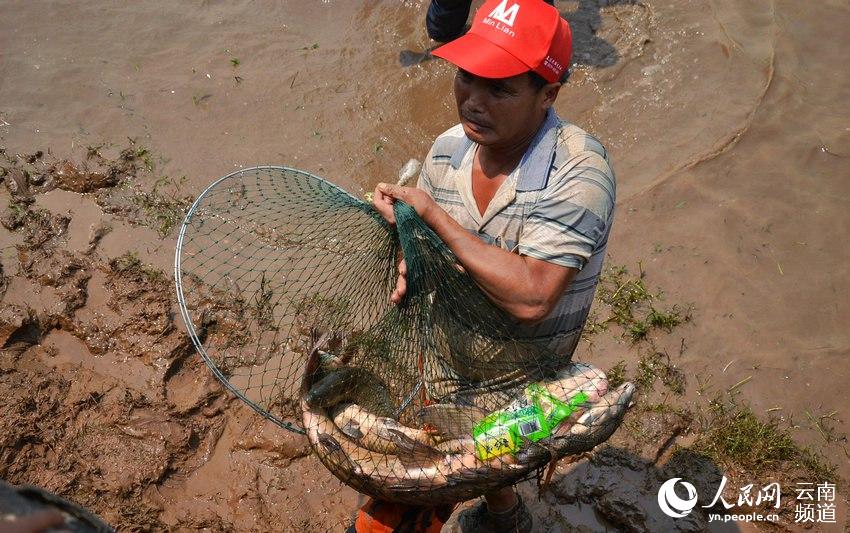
<box><xmin>331</xmin><ymin>403</ymin><xmax>436</xmax><ymax>455</ymax></box>
<box><xmin>301</xmin><ymin>348</ymin><xmax>636</xmax><ymax>505</ymax></box>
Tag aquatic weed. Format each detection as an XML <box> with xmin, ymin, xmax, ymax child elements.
<box><xmin>583</xmin><ymin>261</ymin><xmax>692</xmax><ymax>344</ymax></box>
<box><xmin>606</xmin><ymin>360</ymin><xmax>627</xmax><ymax>389</ymax></box>
<box><xmin>695</xmin><ymin>394</ymin><xmax>836</xmax><ymax>480</ymax></box>
<box><xmin>110</xmin><ymin>251</ymin><xmax>167</xmax><ymax>283</ymax></box>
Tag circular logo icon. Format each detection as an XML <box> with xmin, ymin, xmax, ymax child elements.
<box><xmin>657</xmin><ymin>478</ymin><xmax>698</xmax><ymax>518</ymax></box>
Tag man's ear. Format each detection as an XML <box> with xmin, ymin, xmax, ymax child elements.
<box><xmin>541</xmin><ymin>82</ymin><xmax>562</xmax><ymax>109</ymax></box>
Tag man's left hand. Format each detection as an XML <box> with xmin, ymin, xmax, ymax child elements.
<box><xmin>372</xmin><ymin>183</ymin><xmax>436</xmax><ymax>226</ymax></box>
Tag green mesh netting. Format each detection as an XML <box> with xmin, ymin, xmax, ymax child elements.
<box><xmin>175</xmin><ymin>166</ymin><xmax>634</xmax><ymax>505</ymax></box>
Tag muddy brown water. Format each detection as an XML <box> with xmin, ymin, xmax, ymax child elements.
<box><xmin>2</xmin><ymin>0</ymin><xmax>849</xmax><ymax>531</ymax></box>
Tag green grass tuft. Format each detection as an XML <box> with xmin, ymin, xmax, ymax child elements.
<box><xmin>635</xmin><ymin>351</ymin><xmax>685</xmax><ymax>394</ymax></box>
<box><xmin>606</xmin><ymin>360</ymin><xmax>627</xmax><ymax>389</ymax></box>
<box><xmin>648</xmin><ymin>305</ymin><xmax>689</xmax><ymax>332</ymax></box>
<box><xmin>583</xmin><ymin>262</ymin><xmax>691</xmax><ymax>344</ymax></box>
<box><xmin>130</xmin><ymin>190</ymin><xmax>185</xmax><ymax>238</ymax></box>
<box><xmin>695</xmin><ymin>395</ymin><xmax>836</xmax><ymax>480</ymax></box>
<box><xmin>110</xmin><ymin>251</ymin><xmax>167</xmax><ymax>283</ymax></box>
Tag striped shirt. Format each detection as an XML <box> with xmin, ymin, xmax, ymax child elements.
<box><xmin>418</xmin><ymin>109</ymin><xmax>615</xmax><ymax>358</ymax></box>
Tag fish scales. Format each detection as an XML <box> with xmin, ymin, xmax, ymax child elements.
<box><xmin>301</xmin><ymin>344</ymin><xmax>636</xmax><ymax>505</ymax></box>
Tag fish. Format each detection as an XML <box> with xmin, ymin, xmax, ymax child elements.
<box><xmin>543</xmin><ymin>362</ymin><xmax>608</xmax><ymax>401</ymax></box>
<box><xmin>396</xmin><ymin>158</ymin><xmax>422</xmax><ymax>187</ymax></box>
<box><xmin>435</xmin><ymin>436</ymin><xmax>476</xmax><ymax>455</ymax></box>
<box><xmin>301</xmin><ymin>344</ymin><xmax>452</xmax><ymax>501</ymax></box>
<box><xmin>331</xmin><ymin>403</ymin><xmax>436</xmax><ymax>454</ymax></box>
<box><xmin>421</xmin><ymin>364</ymin><xmax>608</xmax><ymax>442</ymax></box>
<box><xmin>301</xmin><ymin>342</ymin><xmax>538</xmax><ymax>502</ymax></box>
<box><xmin>575</xmin><ymin>382</ymin><xmax>633</xmax><ymax>432</ymax></box>
<box><xmin>305</xmin><ymin>365</ymin><xmax>397</xmax><ymax>419</ymax></box>
<box><xmin>301</xmin><ymin>346</ymin><xmax>637</xmax><ymax>505</ymax></box>
<box><xmin>306</xmin><ymin>346</ymin><xmax>439</xmax><ymax>455</ymax></box>
<box><xmin>418</xmin><ymin>404</ymin><xmax>487</xmax><ymax>440</ymax></box>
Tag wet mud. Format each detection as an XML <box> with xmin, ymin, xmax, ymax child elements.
<box><xmin>0</xmin><ymin>151</ymin><xmax>359</xmax><ymax>530</ymax></box>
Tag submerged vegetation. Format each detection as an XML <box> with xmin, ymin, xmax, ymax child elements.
<box><xmin>583</xmin><ymin>262</ymin><xmax>692</xmax><ymax>344</ymax></box>
<box><xmin>695</xmin><ymin>394</ymin><xmax>836</xmax><ymax>481</ymax></box>
<box><xmin>110</xmin><ymin>251</ymin><xmax>167</xmax><ymax>283</ymax></box>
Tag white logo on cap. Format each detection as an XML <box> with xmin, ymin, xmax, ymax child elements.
<box><xmin>488</xmin><ymin>0</ymin><xmax>520</xmax><ymax>27</ymax></box>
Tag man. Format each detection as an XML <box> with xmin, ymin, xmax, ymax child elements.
<box><xmin>371</xmin><ymin>0</ymin><xmax>615</xmax><ymax>531</ymax></box>
<box><xmin>426</xmin><ymin>0</ymin><xmax>554</xmax><ymax>43</ymax></box>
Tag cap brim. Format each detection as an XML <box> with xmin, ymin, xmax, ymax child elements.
<box><xmin>432</xmin><ymin>32</ymin><xmax>530</xmax><ymax>79</ymax></box>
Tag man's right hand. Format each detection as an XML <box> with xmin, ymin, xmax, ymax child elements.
<box><xmin>391</xmin><ymin>258</ymin><xmax>407</xmax><ymax>304</ymax></box>
<box><xmin>372</xmin><ymin>183</ymin><xmax>437</xmax><ymax>227</ymax></box>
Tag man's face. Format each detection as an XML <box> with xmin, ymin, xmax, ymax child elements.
<box><xmin>453</xmin><ymin>69</ymin><xmax>553</xmax><ymax>148</ymax></box>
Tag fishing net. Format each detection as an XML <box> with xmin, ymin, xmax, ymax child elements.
<box><xmin>175</xmin><ymin>166</ymin><xmax>634</xmax><ymax>505</ymax></box>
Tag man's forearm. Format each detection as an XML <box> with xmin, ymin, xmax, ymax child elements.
<box><xmin>371</xmin><ymin>182</ymin><xmax>574</xmax><ymax>321</ymax></box>
<box><xmin>421</xmin><ymin>205</ymin><xmax>566</xmax><ymax>323</ymax></box>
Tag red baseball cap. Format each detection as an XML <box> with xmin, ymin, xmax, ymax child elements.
<box><xmin>432</xmin><ymin>0</ymin><xmax>572</xmax><ymax>83</ymax></box>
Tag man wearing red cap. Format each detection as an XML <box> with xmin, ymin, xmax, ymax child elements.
<box><xmin>370</xmin><ymin>1</ymin><xmax>616</xmax><ymax>531</ymax></box>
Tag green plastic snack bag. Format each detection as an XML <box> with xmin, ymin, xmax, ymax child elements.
<box><xmin>526</xmin><ymin>384</ymin><xmax>589</xmax><ymax>429</ymax></box>
<box><xmin>472</xmin><ymin>410</ymin><xmax>522</xmax><ymax>460</ymax></box>
<box><xmin>472</xmin><ymin>385</ymin><xmax>590</xmax><ymax>461</ymax></box>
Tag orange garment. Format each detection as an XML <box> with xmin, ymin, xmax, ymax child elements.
<box><xmin>352</xmin><ymin>499</ymin><xmax>455</xmax><ymax>533</ymax></box>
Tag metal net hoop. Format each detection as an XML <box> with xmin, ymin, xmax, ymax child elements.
<box><xmin>175</xmin><ymin>166</ymin><xmax>396</xmax><ymax>434</ymax></box>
